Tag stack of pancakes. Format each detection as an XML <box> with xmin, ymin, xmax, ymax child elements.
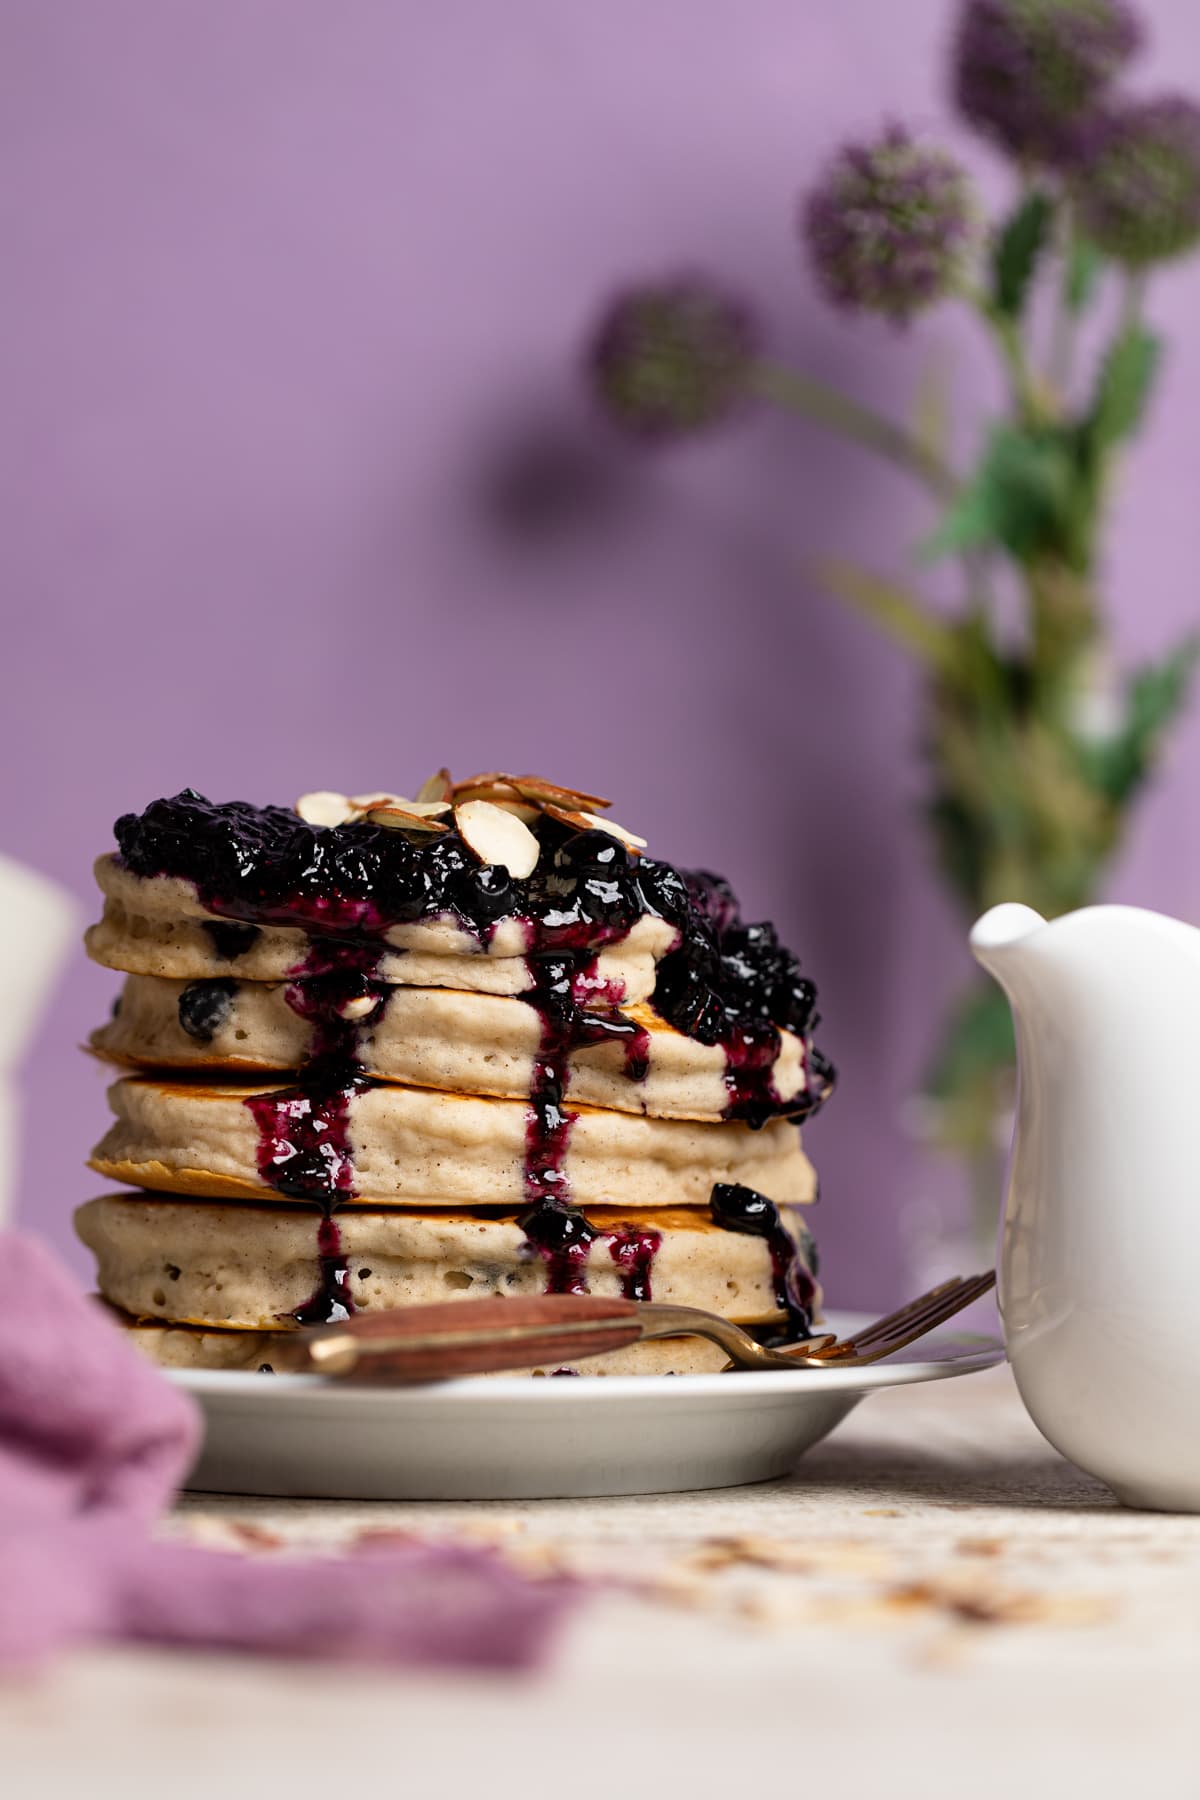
<box><xmin>77</xmin><ymin>774</ymin><xmax>833</xmax><ymax>1375</ymax></box>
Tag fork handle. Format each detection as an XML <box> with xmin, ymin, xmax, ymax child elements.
<box><xmin>300</xmin><ymin>1294</ymin><xmax>645</xmax><ymax>1381</ymax></box>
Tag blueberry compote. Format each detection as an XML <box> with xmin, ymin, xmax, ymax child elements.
<box><xmin>709</xmin><ymin>1181</ymin><xmax>817</xmax><ymax>1340</ymax></box>
<box><xmin>113</xmin><ymin>792</ymin><xmax>836</xmax><ymax>1134</ymax></box>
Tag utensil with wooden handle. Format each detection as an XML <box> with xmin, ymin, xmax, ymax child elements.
<box><xmin>263</xmin><ymin>1272</ymin><xmax>995</xmax><ymax>1382</ymax></box>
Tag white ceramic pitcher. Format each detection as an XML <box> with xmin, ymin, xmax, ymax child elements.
<box><xmin>972</xmin><ymin>900</ymin><xmax>1200</xmax><ymax>1511</ymax></box>
<box><xmin>0</xmin><ymin>853</ymin><xmax>79</xmax><ymax>1224</ymax></box>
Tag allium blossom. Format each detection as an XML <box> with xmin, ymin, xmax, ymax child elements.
<box><xmin>952</xmin><ymin>0</ymin><xmax>1143</xmax><ymax>165</ymax></box>
<box><xmin>588</xmin><ymin>279</ymin><xmax>756</xmax><ymax>440</ymax></box>
<box><xmin>1075</xmin><ymin>96</ymin><xmax>1200</xmax><ymax>265</ymax></box>
<box><xmin>803</xmin><ymin>126</ymin><xmax>976</xmax><ymax>323</ymax></box>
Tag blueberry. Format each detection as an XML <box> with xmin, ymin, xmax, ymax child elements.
<box><xmin>454</xmin><ymin>862</ymin><xmax>513</xmax><ymax>924</ymax></box>
<box><xmin>202</xmin><ymin>921</ymin><xmax>261</xmax><ymax>961</ymax></box>
<box><xmin>177</xmin><ymin>979</ymin><xmax>237</xmax><ymax>1042</ymax></box>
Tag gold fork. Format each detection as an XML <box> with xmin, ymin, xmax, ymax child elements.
<box><xmin>273</xmin><ymin>1270</ymin><xmax>996</xmax><ymax>1381</ymax></box>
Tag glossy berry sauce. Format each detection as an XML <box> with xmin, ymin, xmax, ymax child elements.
<box><xmin>281</xmin><ymin>970</ymin><xmax>387</xmax><ymax>1065</ymax></box>
<box><xmin>517</xmin><ymin>948</ymin><xmax>661</xmax><ymax>1289</ymax></box>
<box><xmin>245</xmin><ymin>1072</ymin><xmax>369</xmax><ymax>1326</ymax></box>
<box><xmin>710</xmin><ymin>1181</ymin><xmax>817</xmax><ymax>1339</ymax></box>
<box><xmin>608</xmin><ymin>1226</ymin><xmax>662</xmax><ymax>1303</ymax></box>
<box><xmin>292</xmin><ymin>1213</ymin><xmax>354</xmax><ymax>1326</ymax></box>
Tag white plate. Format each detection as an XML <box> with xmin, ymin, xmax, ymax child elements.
<box><xmin>172</xmin><ymin>1312</ymin><xmax>1003</xmax><ymax>1500</ymax></box>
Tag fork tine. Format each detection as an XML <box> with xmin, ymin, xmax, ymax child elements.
<box><xmin>818</xmin><ymin>1273</ymin><xmax>990</xmax><ymax>1356</ymax></box>
<box><xmin>811</xmin><ymin>1272</ymin><xmax>995</xmax><ymax>1361</ymax></box>
<box><xmin>822</xmin><ymin>1271</ymin><xmax>996</xmax><ymax>1366</ymax></box>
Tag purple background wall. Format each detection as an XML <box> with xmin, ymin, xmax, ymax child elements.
<box><xmin>4</xmin><ymin>1</ymin><xmax>1199</xmax><ymax>1301</ymax></box>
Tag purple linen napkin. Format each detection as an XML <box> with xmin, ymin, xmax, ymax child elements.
<box><xmin>0</xmin><ymin>1230</ymin><xmax>576</xmax><ymax>1670</ymax></box>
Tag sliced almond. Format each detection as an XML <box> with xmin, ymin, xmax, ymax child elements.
<box><xmin>364</xmin><ymin>802</ymin><xmax>450</xmax><ymax>834</ymax></box>
<box><xmin>337</xmin><ymin>993</ymin><xmax>382</xmax><ymax>1022</ymax></box>
<box><xmin>543</xmin><ymin>803</ymin><xmax>647</xmax><ymax>854</ymax></box>
<box><xmin>451</xmin><ymin>776</ymin><xmax>541</xmax><ymax>823</ymax></box>
<box><xmin>347</xmin><ymin>791</ymin><xmax>407</xmax><ymax>813</ymax></box>
<box><xmin>295</xmin><ymin>791</ymin><xmax>355</xmax><ymax>828</ymax></box>
<box><xmin>541</xmin><ymin>802</ymin><xmax>595</xmax><ymax>833</ymax></box>
<box><xmin>454</xmin><ymin>769</ymin><xmax>515</xmax><ymax>793</ymax></box>
<box><xmin>510</xmin><ymin>774</ymin><xmax>612</xmax><ymax>812</ymax></box>
<box><xmin>454</xmin><ymin>799</ymin><xmax>540</xmax><ymax>878</ymax></box>
<box><xmin>416</xmin><ymin>767</ymin><xmax>454</xmax><ymax>804</ymax></box>
<box><xmin>578</xmin><ymin>810</ymin><xmax>647</xmax><ymax>850</ymax></box>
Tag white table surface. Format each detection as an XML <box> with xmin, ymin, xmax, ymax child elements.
<box><xmin>5</xmin><ymin>1362</ymin><xmax>1199</xmax><ymax>1799</ymax></box>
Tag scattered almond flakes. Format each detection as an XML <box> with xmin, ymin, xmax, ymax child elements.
<box><xmin>882</xmin><ymin>1578</ymin><xmax>1114</xmax><ymax>1629</ymax></box>
<box><xmin>227</xmin><ymin>1521</ymin><xmax>286</xmax><ymax>1552</ymax></box>
<box><xmin>684</xmin><ymin>1533</ymin><xmax>893</xmax><ymax>1579</ymax></box>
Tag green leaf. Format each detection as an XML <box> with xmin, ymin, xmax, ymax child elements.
<box><xmin>1088</xmin><ymin>326</ymin><xmax>1161</xmax><ymax>451</ymax></box>
<box><xmin>810</xmin><ymin>558</ymin><xmax>958</xmax><ymax>670</ymax></box>
<box><xmin>922</xmin><ymin>424</ymin><xmax>1075</xmax><ymax>562</ymax></box>
<box><xmin>1079</xmin><ymin>634</ymin><xmax>1200</xmax><ymax>805</ymax></box>
<box><xmin>992</xmin><ymin>190</ymin><xmax>1054</xmax><ymax>319</ymax></box>
<box><xmin>1065</xmin><ymin>236</ymin><xmax>1103</xmax><ymax>314</ymax></box>
<box><xmin>925</xmin><ymin>983</ymin><xmax>1016</xmax><ymax>1102</ymax></box>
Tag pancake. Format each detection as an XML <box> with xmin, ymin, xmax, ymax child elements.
<box><xmin>89</xmin><ymin>1076</ymin><xmax>817</xmax><ymax>1211</ymax></box>
<box><xmin>104</xmin><ymin>1306</ymin><xmax>735</xmax><ymax>1378</ymax></box>
<box><xmin>85</xmin><ymin>855</ymin><xmax>675</xmax><ymax>998</ymax></box>
<box><xmin>93</xmin><ymin>975</ymin><xmax>816</xmax><ymax>1124</ymax></box>
<box><xmin>77</xmin><ymin>1194</ymin><xmax>819</xmax><ymax>1330</ymax></box>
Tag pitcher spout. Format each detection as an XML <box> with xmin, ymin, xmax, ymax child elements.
<box><xmin>969</xmin><ymin>902</ymin><xmax>1047</xmax><ymax>993</ymax></box>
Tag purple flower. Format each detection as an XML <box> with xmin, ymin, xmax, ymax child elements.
<box><xmin>952</xmin><ymin>0</ymin><xmax>1143</xmax><ymax>165</ymax></box>
<box><xmin>587</xmin><ymin>278</ymin><xmax>757</xmax><ymax>440</ymax></box>
<box><xmin>802</xmin><ymin>126</ymin><xmax>976</xmax><ymax>323</ymax></box>
<box><xmin>1074</xmin><ymin>95</ymin><xmax>1200</xmax><ymax>265</ymax></box>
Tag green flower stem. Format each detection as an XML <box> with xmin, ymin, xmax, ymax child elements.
<box><xmin>1119</xmin><ymin>268</ymin><xmax>1148</xmax><ymax>332</ymax></box>
<box><xmin>748</xmin><ymin>360</ymin><xmax>960</xmax><ymax>500</ymax></box>
<box><xmin>1048</xmin><ymin>207</ymin><xmax>1081</xmax><ymax>399</ymax></box>
<box><xmin>961</xmin><ymin>285</ymin><xmax>1046</xmax><ymax>424</ymax></box>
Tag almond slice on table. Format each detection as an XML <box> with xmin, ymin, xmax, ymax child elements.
<box><xmin>454</xmin><ymin>799</ymin><xmax>541</xmax><ymax>878</ymax></box>
<box><xmin>542</xmin><ymin>802</ymin><xmax>647</xmax><ymax>852</ymax></box>
<box><xmin>295</xmin><ymin>791</ymin><xmax>356</xmax><ymax>828</ymax></box>
<box><xmin>509</xmin><ymin>775</ymin><xmax>613</xmax><ymax>813</ymax></box>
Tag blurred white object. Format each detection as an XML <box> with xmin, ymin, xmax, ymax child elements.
<box><xmin>0</xmin><ymin>853</ymin><xmax>80</xmax><ymax>1223</ymax></box>
<box><xmin>972</xmin><ymin>900</ymin><xmax>1200</xmax><ymax>1512</ymax></box>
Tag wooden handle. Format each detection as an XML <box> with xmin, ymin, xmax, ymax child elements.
<box><xmin>304</xmin><ymin>1294</ymin><xmax>645</xmax><ymax>1382</ymax></box>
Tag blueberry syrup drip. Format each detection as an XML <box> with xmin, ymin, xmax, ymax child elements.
<box><xmin>290</xmin><ymin>936</ymin><xmax>386</xmax><ymax>980</ymax></box>
<box><xmin>115</xmin><ymin>793</ymin><xmax>836</xmax><ymax>1121</ymax></box>
<box><xmin>608</xmin><ymin>1227</ymin><xmax>662</xmax><ymax>1302</ymax></box>
<box><xmin>245</xmin><ymin>1073</ymin><xmax>369</xmax><ymax>1204</ymax></box>
<box><xmin>291</xmin><ymin>1213</ymin><xmax>354</xmax><ymax>1326</ymax></box>
<box><xmin>517</xmin><ymin>948</ymin><xmax>658</xmax><ymax>1282</ymax></box>
<box><xmin>709</xmin><ymin>1181</ymin><xmax>817</xmax><ymax>1340</ymax></box>
<box><xmin>282</xmin><ymin>970</ymin><xmax>387</xmax><ymax>1065</ymax></box>
<box><xmin>520</xmin><ymin>956</ymin><xmax>582</xmax><ymax>1215</ymax></box>
<box><xmin>245</xmin><ymin>1071</ymin><xmax>370</xmax><ymax>1325</ymax></box>
<box><xmin>518</xmin><ymin>1199</ymin><xmax>599</xmax><ymax>1295</ymax></box>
